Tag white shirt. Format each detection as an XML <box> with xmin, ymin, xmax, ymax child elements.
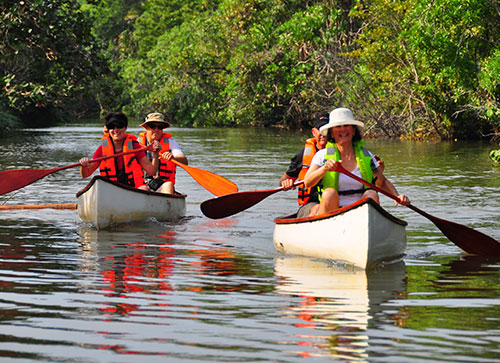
<box><xmin>311</xmin><ymin>148</ymin><xmax>379</xmax><ymax>207</ymax></box>
<box><xmin>168</xmin><ymin>138</ymin><xmax>184</xmax><ymax>157</ymax></box>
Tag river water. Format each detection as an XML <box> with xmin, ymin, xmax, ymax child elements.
<box><xmin>0</xmin><ymin>125</ymin><xmax>499</xmax><ymax>362</ymax></box>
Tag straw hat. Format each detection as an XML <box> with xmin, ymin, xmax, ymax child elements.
<box><xmin>140</xmin><ymin>112</ymin><xmax>171</xmax><ymax>128</ymax></box>
<box><xmin>319</xmin><ymin>108</ymin><xmax>364</xmax><ymax>136</ymax></box>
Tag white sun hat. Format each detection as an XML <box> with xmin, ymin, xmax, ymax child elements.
<box><xmin>319</xmin><ymin>108</ymin><xmax>365</xmax><ymax>136</ymax></box>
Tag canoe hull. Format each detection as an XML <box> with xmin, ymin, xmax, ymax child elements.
<box><xmin>273</xmin><ymin>199</ymin><xmax>407</xmax><ymax>270</ymax></box>
<box><xmin>76</xmin><ymin>176</ymin><xmax>186</xmax><ymax>229</ymax></box>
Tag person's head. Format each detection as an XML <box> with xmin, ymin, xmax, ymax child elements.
<box><xmin>319</xmin><ymin>108</ymin><xmax>364</xmax><ymax>143</ymax></box>
<box><xmin>140</xmin><ymin>112</ymin><xmax>170</xmax><ymax>141</ymax></box>
<box><xmin>311</xmin><ymin>112</ymin><xmax>329</xmax><ymax>149</ymax></box>
<box><xmin>104</xmin><ymin>112</ymin><xmax>128</xmax><ymax>142</ymax></box>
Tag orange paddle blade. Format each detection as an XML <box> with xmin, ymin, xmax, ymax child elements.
<box><xmin>171</xmin><ymin>159</ymin><xmax>238</xmax><ymax>196</ymax></box>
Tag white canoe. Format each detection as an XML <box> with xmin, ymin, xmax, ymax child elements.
<box><xmin>76</xmin><ymin>176</ymin><xmax>186</xmax><ymax>229</ymax></box>
<box><xmin>273</xmin><ymin>198</ymin><xmax>407</xmax><ymax>270</ymax></box>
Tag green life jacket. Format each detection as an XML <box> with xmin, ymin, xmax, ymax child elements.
<box><xmin>321</xmin><ymin>140</ymin><xmax>375</xmax><ymax>192</ymax></box>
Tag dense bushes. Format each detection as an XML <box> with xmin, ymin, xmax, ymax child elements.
<box><xmin>0</xmin><ymin>0</ymin><xmax>110</xmax><ymax>129</ymax></box>
<box><xmin>1</xmin><ymin>0</ymin><xmax>500</xmax><ymax>140</ymax></box>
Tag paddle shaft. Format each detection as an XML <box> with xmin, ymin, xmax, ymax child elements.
<box><xmin>0</xmin><ymin>146</ymin><xmax>151</xmax><ymax>195</ymax></box>
<box><xmin>0</xmin><ymin>203</ymin><xmax>77</xmax><ymax>210</ymax></box>
<box><xmin>335</xmin><ymin>165</ymin><xmax>432</xmax><ymax>216</ymax></box>
<box><xmin>71</xmin><ymin>145</ymin><xmax>151</xmax><ymax>170</ymax></box>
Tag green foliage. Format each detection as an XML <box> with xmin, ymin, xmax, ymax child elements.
<box><xmin>348</xmin><ymin>0</ymin><xmax>500</xmax><ymax>139</ymax></box>
<box><xmin>0</xmin><ymin>103</ymin><xmax>20</xmax><ymax>137</ymax></box>
<box><xmin>490</xmin><ymin>145</ymin><xmax>500</xmax><ymax>166</ymax></box>
<box><xmin>3</xmin><ymin>0</ymin><xmax>500</xmax><ymax>140</ymax></box>
<box><xmin>0</xmin><ymin>0</ymin><xmax>108</xmax><ymax>126</ymax></box>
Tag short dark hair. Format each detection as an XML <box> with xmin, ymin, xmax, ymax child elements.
<box><xmin>105</xmin><ymin>112</ymin><xmax>128</xmax><ymax>127</ymax></box>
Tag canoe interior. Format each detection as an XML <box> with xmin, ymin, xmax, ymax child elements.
<box><xmin>76</xmin><ymin>176</ymin><xmax>187</xmax><ymax>229</ymax></box>
<box><xmin>274</xmin><ymin>198</ymin><xmax>407</xmax><ymax>226</ymax></box>
<box><xmin>76</xmin><ymin>176</ymin><xmax>187</xmax><ymax>199</ymax></box>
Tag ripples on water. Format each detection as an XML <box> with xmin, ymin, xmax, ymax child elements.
<box><xmin>0</xmin><ymin>127</ymin><xmax>499</xmax><ymax>361</ymax></box>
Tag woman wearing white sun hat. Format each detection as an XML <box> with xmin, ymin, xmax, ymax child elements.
<box><xmin>304</xmin><ymin>108</ymin><xmax>410</xmax><ymax>216</ymax></box>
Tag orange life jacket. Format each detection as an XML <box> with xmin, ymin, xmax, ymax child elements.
<box><xmin>297</xmin><ymin>138</ymin><xmax>321</xmax><ymax>205</ymax></box>
<box><xmin>99</xmin><ymin>134</ymin><xmax>144</xmax><ymax>187</ymax></box>
<box><xmin>138</xmin><ymin>132</ymin><xmax>176</xmax><ymax>184</ymax></box>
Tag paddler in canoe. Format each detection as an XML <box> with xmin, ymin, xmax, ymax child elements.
<box><xmin>79</xmin><ymin>112</ymin><xmax>162</xmax><ymax>187</ymax></box>
<box><xmin>137</xmin><ymin>112</ymin><xmax>188</xmax><ymax>194</ymax></box>
<box><xmin>304</xmin><ymin>107</ymin><xmax>410</xmax><ymax>216</ymax></box>
<box><xmin>279</xmin><ymin>112</ymin><xmax>329</xmax><ymax>218</ymax></box>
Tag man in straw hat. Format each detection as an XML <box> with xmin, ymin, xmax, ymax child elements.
<box><xmin>304</xmin><ymin>107</ymin><xmax>410</xmax><ymax>216</ymax></box>
<box><xmin>137</xmin><ymin>112</ymin><xmax>188</xmax><ymax>194</ymax></box>
<box><xmin>279</xmin><ymin>112</ymin><xmax>330</xmax><ymax>218</ymax></box>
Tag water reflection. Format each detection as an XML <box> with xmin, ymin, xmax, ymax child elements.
<box><xmin>2</xmin><ymin>127</ymin><xmax>500</xmax><ymax>361</ymax></box>
<box><xmin>274</xmin><ymin>257</ymin><xmax>406</xmax><ymax>361</ymax></box>
<box><xmin>77</xmin><ymin>221</ymin><xmax>273</xmax><ymax>318</ymax></box>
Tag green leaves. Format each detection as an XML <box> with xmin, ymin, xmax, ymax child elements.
<box><xmin>1</xmin><ymin>0</ymin><xmax>107</xmax><ymax>125</ymax></box>
<box><xmin>2</xmin><ymin>0</ymin><xmax>499</xmax><ymax>140</ymax></box>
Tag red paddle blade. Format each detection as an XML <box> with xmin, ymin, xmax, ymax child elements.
<box><xmin>201</xmin><ymin>188</ymin><xmax>281</xmax><ymax>219</ymax></box>
<box><xmin>0</xmin><ymin>168</ymin><xmax>59</xmax><ymax>195</ymax></box>
<box><xmin>411</xmin><ymin>206</ymin><xmax>500</xmax><ymax>256</ymax></box>
<box><xmin>0</xmin><ymin>147</ymin><xmax>148</xmax><ymax>196</ymax></box>
<box><xmin>334</xmin><ymin>164</ymin><xmax>500</xmax><ymax>256</ymax></box>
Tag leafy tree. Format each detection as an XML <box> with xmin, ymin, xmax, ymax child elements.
<box><xmin>348</xmin><ymin>0</ymin><xmax>500</xmax><ymax>139</ymax></box>
<box><xmin>0</xmin><ymin>0</ymin><xmax>108</xmax><ymax>126</ymax></box>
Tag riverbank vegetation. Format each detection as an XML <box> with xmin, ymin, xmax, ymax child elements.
<box><xmin>1</xmin><ymin>0</ymin><xmax>499</xmax><ymax>141</ymax></box>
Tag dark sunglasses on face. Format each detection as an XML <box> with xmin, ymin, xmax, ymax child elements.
<box><xmin>148</xmin><ymin>123</ymin><xmax>165</xmax><ymax>130</ymax></box>
<box><xmin>107</xmin><ymin>123</ymin><xmax>126</xmax><ymax>130</ymax></box>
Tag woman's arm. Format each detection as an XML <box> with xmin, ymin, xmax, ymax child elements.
<box><xmin>138</xmin><ymin>155</ymin><xmax>158</xmax><ymax>177</ymax></box>
<box><xmin>138</xmin><ymin>140</ymin><xmax>161</xmax><ymax>176</ymax></box>
<box><xmin>373</xmin><ymin>169</ymin><xmax>410</xmax><ymax>206</ymax></box>
<box><xmin>79</xmin><ymin>157</ymin><xmax>100</xmax><ymax>178</ymax></box>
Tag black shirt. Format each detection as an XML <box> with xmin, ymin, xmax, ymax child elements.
<box><xmin>285</xmin><ymin>147</ymin><xmax>320</xmax><ymax>203</ymax></box>
<box><xmin>285</xmin><ymin>149</ymin><xmax>305</xmax><ymax>178</ymax></box>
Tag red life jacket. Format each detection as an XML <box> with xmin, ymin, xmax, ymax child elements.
<box><xmin>138</xmin><ymin>132</ymin><xmax>176</xmax><ymax>184</ymax></box>
<box><xmin>99</xmin><ymin>134</ymin><xmax>144</xmax><ymax>187</ymax></box>
<box><xmin>297</xmin><ymin>138</ymin><xmax>320</xmax><ymax>205</ymax></box>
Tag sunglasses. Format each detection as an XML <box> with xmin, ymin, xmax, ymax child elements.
<box><xmin>147</xmin><ymin>123</ymin><xmax>166</xmax><ymax>130</ymax></box>
<box><xmin>107</xmin><ymin>123</ymin><xmax>126</xmax><ymax>130</ymax></box>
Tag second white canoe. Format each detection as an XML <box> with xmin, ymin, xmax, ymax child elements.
<box><xmin>273</xmin><ymin>198</ymin><xmax>407</xmax><ymax>269</ymax></box>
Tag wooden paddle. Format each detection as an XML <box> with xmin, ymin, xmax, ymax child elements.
<box><xmin>334</xmin><ymin>164</ymin><xmax>500</xmax><ymax>256</ymax></box>
<box><xmin>170</xmin><ymin>159</ymin><xmax>238</xmax><ymax>196</ymax></box>
<box><xmin>201</xmin><ymin>180</ymin><xmax>304</xmax><ymax>219</ymax></box>
<box><xmin>0</xmin><ymin>146</ymin><xmax>151</xmax><ymax>195</ymax></box>
<box><xmin>0</xmin><ymin>203</ymin><xmax>77</xmax><ymax>210</ymax></box>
